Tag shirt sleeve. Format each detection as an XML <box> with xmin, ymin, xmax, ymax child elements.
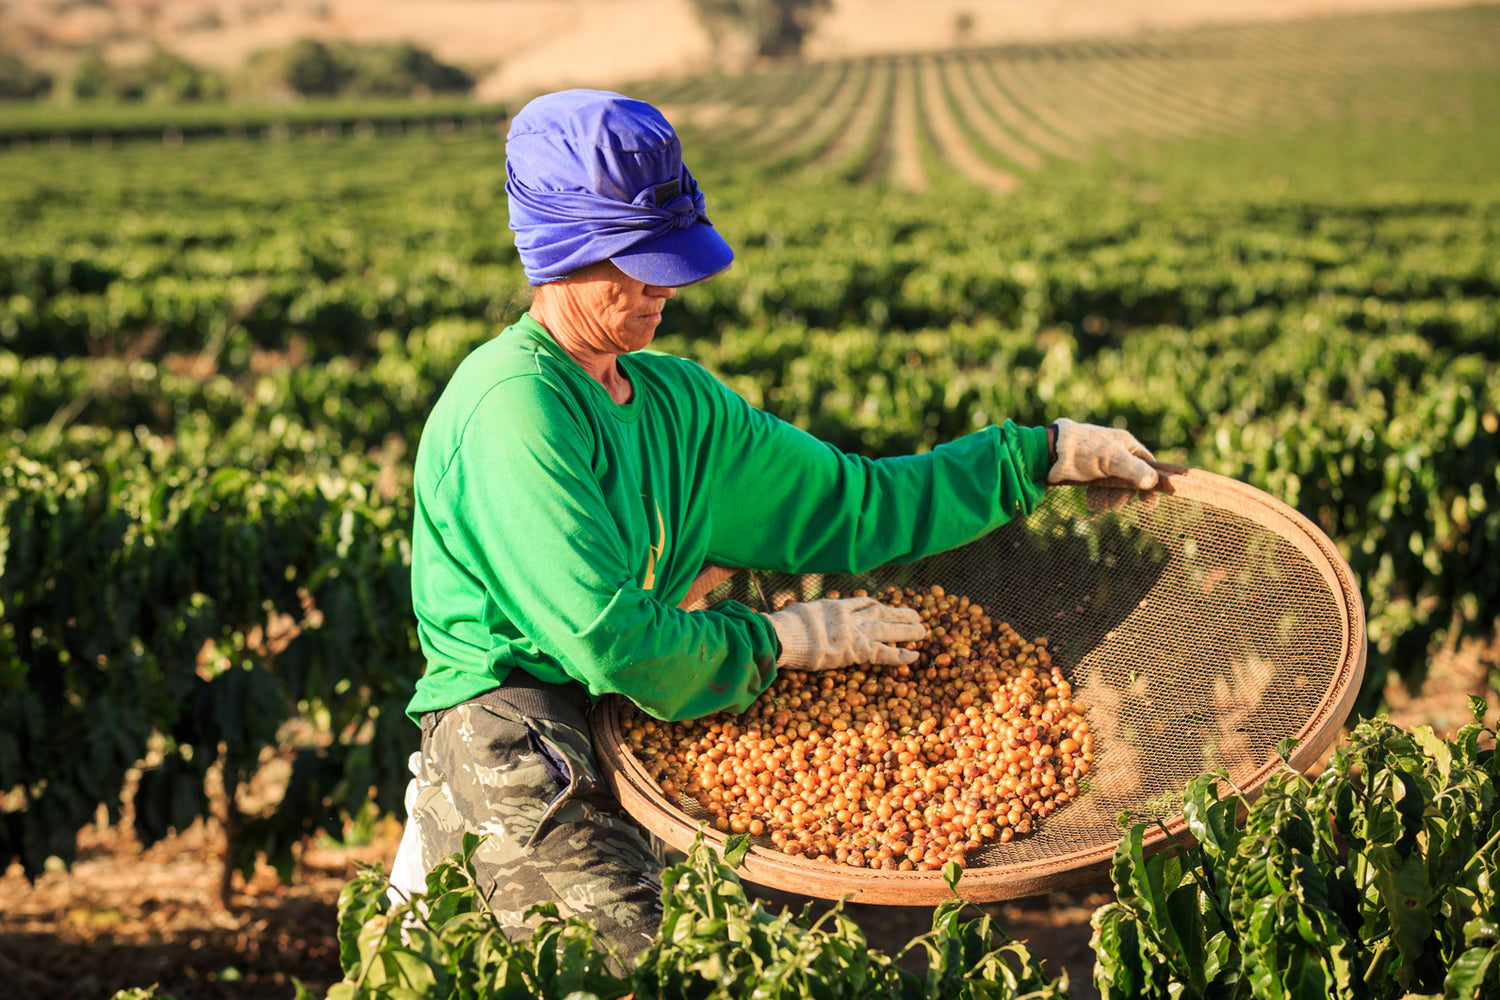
<box><xmin>701</xmin><ymin>377</ymin><xmax>1051</xmax><ymax>573</ymax></box>
<box><xmin>433</xmin><ymin>375</ymin><xmax>780</xmax><ymax>721</ymax></box>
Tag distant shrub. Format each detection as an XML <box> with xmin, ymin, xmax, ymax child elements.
<box><xmin>0</xmin><ymin>52</ymin><xmax>53</xmax><ymax>100</ymax></box>
<box><xmin>247</xmin><ymin>38</ymin><xmax>475</xmax><ymax>99</ymax></box>
<box><xmin>66</xmin><ymin>47</ymin><xmax>225</xmax><ymax>103</ymax></box>
<box><xmin>239</xmin><ymin>1</ymin><xmax>286</xmax><ymax>24</ymax></box>
<box><xmin>954</xmin><ymin>10</ymin><xmax>976</xmax><ymax>45</ymax></box>
<box><xmin>139</xmin><ymin>47</ymin><xmax>228</xmax><ymax>101</ymax></box>
<box><xmin>67</xmin><ymin>50</ymin><xmax>113</xmax><ymax>101</ymax></box>
<box><xmin>690</xmin><ymin>0</ymin><xmax>833</xmax><ymax>60</ymax></box>
<box><xmin>175</xmin><ymin>5</ymin><xmax>227</xmax><ymax>33</ymax></box>
<box><xmin>255</xmin><ymin>37</ymin><xmax>350</xmax><ymax>97</ymax></box>
<box><xmin>346</xmin><ymin>42</ymin><xmax>475</xmax><ymax>97</ymax></box>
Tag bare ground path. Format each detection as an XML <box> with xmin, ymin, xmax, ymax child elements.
<box><xmin>888</xmin><ymin>59</ymin><xmax>929</xmax><ymax>194</ymax></box>
<box><xmin>915</xmin><ymin>57</ymin><xmax>1019</xmax><ymax>194</ymax></box>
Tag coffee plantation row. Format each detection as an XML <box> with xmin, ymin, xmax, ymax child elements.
<box><xmin>4</xmin><ymin>9</ymin><xmax>1497</xmax><ymax>364</ymax></box>
<box><xmin>5</xmin><ymin>298</ymin><xmax>1496</xmax><ymax>884</ymax></box>
<box><xmin>114</xmin><ymin>707</ymin><xmax>1500</xmax><ymax>998</ymax></box>
<box><xmin>0</xmin><ymin>98</ymin><xmax>509</xmax><ymax>148</ymax></box>
<box><xmin>0</xmin><ymin>455</ymin><xmax>414</xmax><ymax>885</ymax></box>
<box><xmin>3</xmin><ymin>1</ymin><xmax>1499</xmax><ymax>929</ymax></box>
<box><xmin>639</xmin><ymin>6</ymin><xmax>1497</xmax><ymax>192</ymax></box>
<box><xmin>4</xmin><ymin>136</ymin><xmax>1497</xmax><ymax>363</ymax></box>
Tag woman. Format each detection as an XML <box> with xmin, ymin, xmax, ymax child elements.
<box><xmin>387</xmin><ymin>88</ymin><xmax>1158</xmax><ymax>965</ymax></box>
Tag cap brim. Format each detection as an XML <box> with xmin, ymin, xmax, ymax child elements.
<box><xmin>611</xmin><ymin>221</ymin><xmax>734</xmax><ymax>287</ymax></box>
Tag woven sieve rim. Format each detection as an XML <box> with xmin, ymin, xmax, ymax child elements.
<box><xmin>593</xmin><ymin>465</ymin><xmax>1367</xmax><ymax>904</ymax></box>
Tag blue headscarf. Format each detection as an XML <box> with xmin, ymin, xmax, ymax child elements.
<box><xmin>505</xmin><ymin>90</ymin><xmax>730</xmax><ymax>286</ymax></box>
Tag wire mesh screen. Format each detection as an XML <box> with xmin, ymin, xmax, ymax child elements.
<box><xmin>594</xmin><ymin>468</ymin><xmax>1364</xmax><ymax>901</ymax></box>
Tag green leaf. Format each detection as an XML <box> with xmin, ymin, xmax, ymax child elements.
<box><xmin>1411</xmin><ymin>726</ymin><xmax>1453</xmax><ymax>776</ymax></box>
<box><xmin>1201</xmin><ymin>929</ymin><xmax>1232</xmax><ymax>984</ymax></box>
<box><xmin>1130</xmin><ymin>845</ymin><xmax>1178</xmax><ymax>954</ymax></box>
<box><xmin>460</xmin><ymin>830</ymin><xmax>482</xmax><ymax>864</ymax></box>
<box><xmin>1090</xmin><ymin>903</ymin><xmax>1145</xmax><ymax>1000</ymax></box>
<box><xmin>1463</xmin><ymin>917</ymin><xmax>1499</xmax><ymax>945</ymax></box>
<box><xmin>1282</xmin><ymin>947</ymin><xmax>1331</xmax><ymax>1000</ymax></box>
<box><xmin>1443</xmin><ymin>944</ymin><xmax>1498</xmax><ymax>1000</ymax></box>
<box><xmin>335</xmin><ymin>867</ymin><xmax>390</xmax><ymax>978</ymax></box>
<box><xmin>1162</xmin><ymin>851</ymin><xmax>1185</xmax><ymax>897</ymax></box>
<box><xmin>942</xmin><ymin>860</ymin><xmax>962</xmax><ymax>894</ymax></box>
<box><xmin>1183</xmin><ymin>773</ymin><xmax>1243</xmax><ymax>867</ymax></box>
<box><xmin>1165</xmin><ymin>883</ymin><xmax>1206</xmax><ymax>991</ymax></box>
<box><xmin>723</xmin><ymin>832</ymin><xmax>751</xmax><ymax>869</ymax></box>
<box><xmin>1369</xmin><ymin>849</ymin><xmax>1436</xmax><ymax>985</ymax></box>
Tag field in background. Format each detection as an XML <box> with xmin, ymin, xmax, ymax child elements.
<box><xmin>1</xmin><ymin>0</ymin><xmax>1487</xmax><ymax>100</ymax></box>
<box><xmin>2</xmin><ymin>5</ymin><xmax>1499</xmax><ymax>998</ymax></box>
<box><xmin>637</xmin><ymin>6</ymin><xmax>1497</xmax><ymax>191</ymax></box>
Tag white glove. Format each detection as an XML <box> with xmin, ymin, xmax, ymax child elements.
<box><xmin>1046</xmin><ymin>418</ymin><xmax>1159</xmax><ymax>490</ymax></box>
<box><xmin>765</xmin><ymin>597</ymin><xmax>927</xmax><ymax>671</ymax></box>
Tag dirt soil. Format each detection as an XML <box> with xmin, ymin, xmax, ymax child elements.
<box><xmin>3</xmin><ymin>636</ymin><xmax>1493</xmax><ymax>1000</ymax></box>
<box><xmin>0</xmin><ymin>816</ymin><xmax>401</xmax><ymax>1000</ymax></box>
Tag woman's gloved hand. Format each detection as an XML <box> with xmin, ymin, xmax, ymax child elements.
<box><xmin>765</xmin><ymin>597</ymin><xmax>928</xmax><ymax>671</ymax></box>
<box><xmin>1046</xmin><ymin>417</ymin><xmax>1159</xmax><ymax>489</ymax></box>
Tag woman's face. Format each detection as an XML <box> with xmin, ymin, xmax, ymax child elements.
<box><xmin>554</xmin><ymin>260</ymin><xmax>678</xmax><ymax>354</ymax></box>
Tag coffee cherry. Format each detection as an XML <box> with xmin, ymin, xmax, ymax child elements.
<box><xmin>623</xmin><ymin>586</ymin><xmax>1091</xmax><ymax>869</ymax></box>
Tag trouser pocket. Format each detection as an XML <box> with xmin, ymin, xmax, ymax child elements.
<box><xmin>419</xmin><ymin>699</ymin><xmax>550</xmax><ymax>854</ymax></box>
<box><xmin>405</xmin><ymin>682</ymin><xmax>663</xmax><ymax>963</ymax></box>
<box><xmin>420</xmin><ymin>680</ymin><xmax>602</xmax><ymax>851</ymax></box>
<box><xmin>516</xmin><ymin>713</ymin><xmax>607</xmax><ymax>848</ymax></box>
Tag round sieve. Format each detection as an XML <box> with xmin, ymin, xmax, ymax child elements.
<box><xmin>591</xmin><ymin>464</ymin><xmax>1366</xmax><ymax>904</ymax></box>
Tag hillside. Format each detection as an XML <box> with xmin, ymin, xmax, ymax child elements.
<box><xmin>2</xmin><ymin>0</ymin><xmax>1488</xmax><ymax>102</ymax></box>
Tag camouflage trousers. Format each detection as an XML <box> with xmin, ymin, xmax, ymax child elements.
<box><xmin>389</xmin><ymin>677</ymin><xmax>663</xmax><ymax>972</ymax></box>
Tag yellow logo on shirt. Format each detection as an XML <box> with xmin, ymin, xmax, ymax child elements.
<box><xmin>642</xmin><ymin>496</ymin><xmax>666</xmax><ymax>592</ymax></box>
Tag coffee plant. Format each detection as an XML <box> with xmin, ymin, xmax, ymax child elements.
<box><xmin>1092</xmin><ymin>703</ymin><xmax>1499</xmax><ymax>999</ymax></box>
<box><xmin>107</xmin><ymin>835</ymin><xmax>1072</xmax><ymax>999</ymax></box>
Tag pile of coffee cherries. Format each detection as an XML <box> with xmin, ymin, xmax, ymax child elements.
<box><xmin>622</xmin><ymin>585</ymin><xmax>1094</xmax><ymax>871</ymax></box>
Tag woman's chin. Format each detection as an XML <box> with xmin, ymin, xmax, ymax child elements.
<box><xmin>622</xmin><ymin>318</ymin><xmax>662</xmax><ymax>349</ymax></box>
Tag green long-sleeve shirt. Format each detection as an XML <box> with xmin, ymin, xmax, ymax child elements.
<box><xmin>407</xmin><ymin>314</ymin><xmax>1051</xmax><ymax>723</ymax></box>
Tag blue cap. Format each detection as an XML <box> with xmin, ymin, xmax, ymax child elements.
<box><xmin>505</xmin><ymin>89</ymin><xmax>734</xmax><ymax>287</ymax></box>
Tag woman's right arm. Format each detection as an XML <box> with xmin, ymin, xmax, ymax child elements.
<box><xmin>421</xmin><ymin>376</ymin><xmax>780</xmax><ymax>721</ymax></box>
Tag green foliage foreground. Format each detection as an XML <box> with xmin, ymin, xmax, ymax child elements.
<box><xmin>1095</xmin><ymin>703</ymin><xmax>1499</xmax><ymax>999</ymax></box>
<box><xmin>320</xmin><ymin>837</ymin><xmax>1067</xmax><ymax>1000</ymax></box>
<box><xmin>112</xmin><ymin>708</ymin><xmax>1497</xmax><ymax>999</ymax></box>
